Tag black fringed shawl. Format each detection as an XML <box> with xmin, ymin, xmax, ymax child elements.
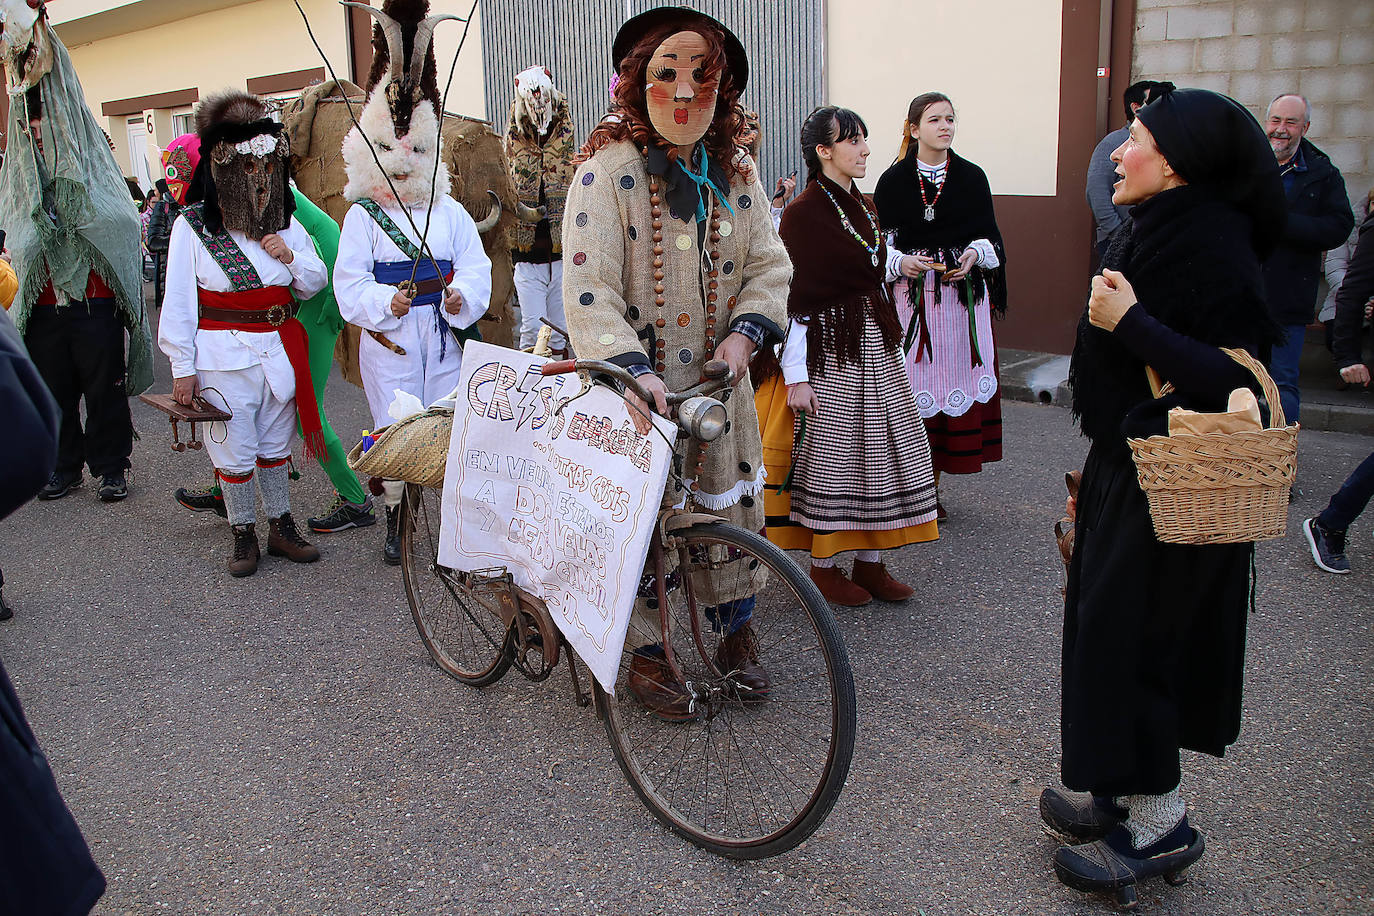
<box><xmin>873</xmin><ymin>149</ymin><xmax>1007</xmax><ymax>316</ymax></box>
<box><xmin>1068</xmin><ymin>184</ymin><xmax>1283</xmax><ymax>444</ymax></box>
<box><xmin>776</xmin><ymin>174</ymin><xmax>903</xmax><ymax>377</ymax></box>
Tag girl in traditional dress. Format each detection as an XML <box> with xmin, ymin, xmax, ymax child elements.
<box><xmin>874</xmin><ymin>93</ymin><xmax>1006</xmax><ymax>519</ymax></box>
<box><xmin>1041</xmin><ymin>88</ymin><xmax>1284</xmax><ymax>905</ymax></box>
<box><xmin>756</xmin><ymin>107</ymin><xmax>939</xmax><ymax>607</ymax></box>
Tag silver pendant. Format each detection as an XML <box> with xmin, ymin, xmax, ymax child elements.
<box><xmin>923</xmin><ymin>205</ymin><xmax>935</xmax><ymax>221</ymax></box>
<box><xmin>871</xmin><ymin>252</ymin><xmax>879</xmax><ymax>267</ymax></box>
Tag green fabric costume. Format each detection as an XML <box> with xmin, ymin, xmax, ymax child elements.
<box><xmin>0</xmin><ymin>19</ymin><xmax>153</xmax><ymax>394</ymax></box>
<box><xmin>291</xmin><ymin>188</ymin><xmax>366</xmax><ymax>505</ymax></box>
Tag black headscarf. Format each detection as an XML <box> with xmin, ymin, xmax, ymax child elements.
<box><xmin>1135</xmin><ymin>87</ymin><xmax>1285</xmax><ymax>258</ymax></box>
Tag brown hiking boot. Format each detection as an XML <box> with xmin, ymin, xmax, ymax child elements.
<box><xmin>267</xmin><ymin>513</ymin><xmax>321</xmax><ymax>563</ymax></box>
<box><xmin>809</xmin><ymin>564</ymin><xmax>872</xmax><ymax>606</ymax></box>
<box><xmin>714</xmin><ymin>622</ymin><xmax>771</xmax><ymax>699</ymax></box>
<box><xmin>851</xmin><ymin>560</ymin><xmax>914</xmax><ymax>601</ymax></box>
<box><xmin>229</xmin><ymin>524</ymin><xmax>260</xmax><ymax>578</ymax></box>
<box><xmin>627</xmin><ymin>650</ymin><xmax>700</xmax><ymax>722</ymax></box>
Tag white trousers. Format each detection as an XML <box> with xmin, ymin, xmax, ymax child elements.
<box><xmin>199</xmin><ymin>365</ymin><xmax>297</xmax><ymax>474</ymax></box>
<box><xmin>514</xmin><ymin>260</ymin><xmax>566</xmax><ymax>350</ymax></box>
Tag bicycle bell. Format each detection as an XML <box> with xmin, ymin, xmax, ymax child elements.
<box><xmin>676</xmin><ymin>396</ymin><xmax>728</xmax><ymax>442</ymax></box>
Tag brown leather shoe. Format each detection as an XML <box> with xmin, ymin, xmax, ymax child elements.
<box><xmin>229</xmin><ymin>524</ymin><xmax>260</xmax><ymax>578</ymax></box>
<box><xmin>810</xmin><ymin>564</ymin><xmax>872</xmax><ymax>606</ymax></box>
<box><xmin>714</xmin><ymin>622</ymin><xmax>771</xmax><ymax>699</ymax></box>
<box><xmin>267</xmin><ymin>513</ymin><xmax>321</xmax><ymax>563</ymax></box>
<box><xmin>627</xmin><ymin>651</ymin><xmax>700</xmax><ymax>722</ymax></box>
<box><xmin>851</xmin><ymin>560</ymin><xmax>914</xmax><ymax>601</ymax></box>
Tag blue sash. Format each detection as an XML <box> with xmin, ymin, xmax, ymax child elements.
<box><xmin>373</xmin><ymin>259</ymin><xmax>453</xmax><ymax>308</ymax></box>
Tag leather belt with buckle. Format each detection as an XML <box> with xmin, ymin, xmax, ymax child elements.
<box><xmin>198</xmin><ymin>301</ymin><xmax>300</xmax><ymax>327</ymax></box>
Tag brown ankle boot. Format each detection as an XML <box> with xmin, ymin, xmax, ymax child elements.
<box><xmin>714</xmin><ymin>622</ymin><xmax>770</xmax><ymax>699</ymax></box>
<box><xmin>809</xmin><ymin>564</ymin><xmax>872</xmax><ymax>606</ymax></box>
<box><xmin>627</xmin><ymin>650</ymin><xmax>701</xmax><ymax>722</ymax></box>
<box><xmin>851</xmin><ymin>560</ymin><xmax>914</xmax><ymax>601</ymax></box>
<box><xmin>267</xmin><ymin>513</ymin><xmax>320</xmax><ymax>563</ymax></box>
<box><xmin>229</xmin><ymin>524</ymin><xmax>260</xmax><ymax>578</ymax></box>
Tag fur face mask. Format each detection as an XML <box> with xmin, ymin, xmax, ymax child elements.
<box><xmin>210</xmin><ymin>131</ymin><xmax>290</xmax><ymax>240</ymax></box>
<box><xmin>342</xmin><ymin>74</ymin><xmax>449</xmax><ymax>209</ymax></box>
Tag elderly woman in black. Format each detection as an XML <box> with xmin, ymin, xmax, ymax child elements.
<box><xmin>1038</xmin><ymin>89</ymin><xmax>1284</xmax><ymax>906</ymax></box>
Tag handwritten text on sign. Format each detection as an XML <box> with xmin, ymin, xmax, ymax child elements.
<box><xmin>438</xmin><ymin>343</ymin><xmax>676</xmax><ymax>692</ymax></box>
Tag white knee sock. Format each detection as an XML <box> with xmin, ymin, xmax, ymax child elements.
<box><xmin>855</xmin><ymin>550</ymin><xmax>881</xmax><ymax>563</ymax></box>
<box><xmin>382</xmin><ymin>479</ymin><xmax>406</xmax><ymax>509</ymax></box>
<box><xmin>1117</xmin><ymin>787</ymin><xmax>1186</xmax><ymax>849</ymax></box>
<box><xmin>811</xmin><ymin>555</ymin><xmax>836</xmax><ymax>568</ymax></box>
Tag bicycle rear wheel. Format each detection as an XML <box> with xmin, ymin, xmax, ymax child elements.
<box><xmin>401</xmin><ymin>484</ymin><xmax>512</xmax><ymax>687</ymax></box>
<box><xmin>596</xmin><ymin>522</ymin><xmax>856</xmax><ymax>859</ymax></box>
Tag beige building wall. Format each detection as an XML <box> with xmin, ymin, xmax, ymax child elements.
<box><xmin>1133</xmin><ymin>0</ymin><xmax>1374</xmax><ymax>210</ymax></box>
<box><xmin>55</xmin><ymin>0</ymin><xmax>352</xmax><ymax>180</ymax></box>
<box><xmin>429</xmin><ymin>1</ymin><xmax>487</xmax><ymax>122</ymax></box>
<box><xmin>827</xmin><ymin>0</ymin><xmax>1064</xmax><ymax>196</ymax></box>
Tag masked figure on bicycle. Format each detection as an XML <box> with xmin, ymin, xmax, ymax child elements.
<box><xmin>563</xmin><ymin>8</ymin><xmax>791</xmax><ymax>720</ymax></box>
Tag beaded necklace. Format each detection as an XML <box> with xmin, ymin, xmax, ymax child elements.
<box><xmin>818</xmin><ymin>181</ymin><xmax>881</xmax><ymax>267</ymax></box>
<box><xmin>647</xmin><ymin>166</ymin><xmax>729</xmax><ymax>495</ymax></box>
<box><xmin>916</xmin><ymin>161</ymin><xmax>946</xmax><ymax>222</ymax></box>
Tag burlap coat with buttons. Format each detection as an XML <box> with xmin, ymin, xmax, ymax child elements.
<box><xmin>562</xmin><ymin>140</ymin><xmax>791</xmax><ymax>527</ymax></box>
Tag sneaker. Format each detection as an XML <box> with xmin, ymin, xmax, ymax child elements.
<box><xmin>97</xmin><ymin>471</ymin><xmax>128</xmax><ymax>502</ymax></box>
<box><xmin>37</xmin><ymin>470</ymin><xmax>82</xmax><ymax>501</ymax></box>
<box><xmin>175</xmin><ymin>486</ymin><xmax>227</xmax><ymax>518</ymax></box>
<box><xmin>1304</xmin><ymin>517</ymin><xmax>1350</xmax><ymax>574</ymax></box>
<box><xmin>308</xmin><ymin>494</ymin><xmax>376</xmax><ymax>533</ymax></box>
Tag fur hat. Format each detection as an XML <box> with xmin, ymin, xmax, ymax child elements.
<box><xmin>188</xmin><ymin>89</ymin><xmax>294</xmax><ymax>238</ymax></box>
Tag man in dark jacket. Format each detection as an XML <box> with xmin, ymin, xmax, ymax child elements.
<box><xmin>144</xmin><ymin>177</ymin><xmax>178</xmax><ymax>308</ymax></box>
<box><xmin>1261</xmin><ymin>93</ymin><xmax>1355</xmax><ymax>424</ymax></box>
<box><xmin>1304</xmin><ymin>208</ymin><xmax>1374</xmax><ymax>573</ymax></box>
<box><xmin>0</xmin><ymin>307</ymin><xmax>107</xmax><ymax>914</ymax></box>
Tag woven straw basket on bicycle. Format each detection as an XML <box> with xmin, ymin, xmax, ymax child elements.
<box><xmin>346</xmin><ymin>408</ymin><xmax>454</xmax><ymax>489</ymax></box>
<box><xmin>1127</xmin><ymin>348</ymin><xmax>1298</xmax><ymax>545</ymax></box>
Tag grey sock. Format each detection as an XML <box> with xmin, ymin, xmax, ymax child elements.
<box><xmin>257</xmin><ymin>463</ymin><xmax>291</xmax><ymax>519</ymax></box>
<box><xmin>220</xmin><ymin>475</ymin><xmax>257</xmax><ymax>526</ymax></box>
<box><xmin>1119</xmin><ymin>787</ymin><xmax>1185</xmax><ymax>849</ymax></box>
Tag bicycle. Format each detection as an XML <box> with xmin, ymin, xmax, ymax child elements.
<box><xmin>396</xmin><ymin>357</ymin><xmax>856</xmax><ymax>859</ymax></box>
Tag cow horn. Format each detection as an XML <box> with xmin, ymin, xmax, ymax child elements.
<box><xmin>474</xmin><ymin>190</ymin><xmax>502</xmax><ymax>233</ymax></box>
<box><xmin>340</xmin><ymin>2</ymin><xmax>404</xmax><ymax>82</ymax></box>
<box><xmin>515</xmin><ymin>201</ymin><xmax>545</xmax><ymax>223</ymax></box>
<box><xmin>410</xmin><ymin>14</ymin><xmax>463</xmax><ymax>92</ymax></box>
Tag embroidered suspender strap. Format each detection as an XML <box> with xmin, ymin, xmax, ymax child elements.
<box><xmin>358</xmin><ymin>199</ymin><xmax>424</xmax><ymax>261</ymax></box>
<box><xmin>181</xmin><ymin>205</ymin><xmax>266</xmax><ymax>292</ymax></box>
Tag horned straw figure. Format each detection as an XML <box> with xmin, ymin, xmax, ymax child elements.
<box><xmin>334</xmin><ymin>0</ymin><xmax>493</xmax><ymax>566</ymax></box>
<box><xmin>0</xmin><ymin>0</ymin><xmax>153</xmax><ymax>503</ymax></box>
<box><xmin>505</xmin><ymin>65</ymin><xmax>576</xmax><ymax>355</ymax></box>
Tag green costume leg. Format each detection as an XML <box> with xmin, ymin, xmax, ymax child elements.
<box><xmin>300</xmin><ymin>312</ymin><xmax>367</xmax><ymax>506</ymax></box>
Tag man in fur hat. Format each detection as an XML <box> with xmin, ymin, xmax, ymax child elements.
<box><xmin>0</xmin><ymin>0</ymin><xmax>153</xmax><ymax>504</ymax></box>
<box><xmin>158</xmin><ymin>90</ymin><xmax>329</xmax><ymax>577</ymax></box>
<box><xmin>505</xmin><ymin>65</ymin><xmax>576</xmax><ymax>354</ymax></box>
<box><xmin>335</xmin><ymin>0</ymin><xmax>492</xmax><ymax>565</ymax></box>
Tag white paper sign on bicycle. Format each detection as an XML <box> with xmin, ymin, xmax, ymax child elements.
<box><xmin>438</xmin><ymin>341</ymin><xmax>677</xmax><ymax>692</ymax></box>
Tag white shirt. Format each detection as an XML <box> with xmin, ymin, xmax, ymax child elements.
<box><xmin>334</xmin><ymin>196</ymin><xmax>490</xmax><ymax>334</ymax></box>
<box><xmin>158</xmin><ymin>215</ymin><xmax>329</xmax><ymax>381</ymax></box>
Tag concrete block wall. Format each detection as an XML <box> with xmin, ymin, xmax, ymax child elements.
<box><xmin>1133</xmin><ymin>0</ymin><xmax>1374</xmax><ymax>214</ymax></box>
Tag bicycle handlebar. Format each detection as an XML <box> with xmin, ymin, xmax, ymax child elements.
<box><xmin>540</xmin><ymin>358</ymin><xmax>735</xmax><ymax>406</ymax></box>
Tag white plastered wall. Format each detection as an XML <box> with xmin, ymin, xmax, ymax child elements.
<box><xmin>827</xmin><ymin>0</ymin><xmax>1063</xmax><ymax>196</ymax></box>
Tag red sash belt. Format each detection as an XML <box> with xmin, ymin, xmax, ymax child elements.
<box><xmin>198</xmin><ymin>286</ymin><xmax>325</xmax><ymax>460</ymax></box>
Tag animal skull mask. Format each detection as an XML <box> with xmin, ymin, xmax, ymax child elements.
<box><xmin>513</xmin><ymin>65</ymin><xmax>560</xmax><ymax>137</ymax></box>
<box><xmin>0</xmin><ymin>0</ymin><xmax>52</xmax><ymax>91</ymax></box>
<box><xmin>210</xmin><ymin>130</ymin><xmax>290</xmax><ymax>240</ymax></box>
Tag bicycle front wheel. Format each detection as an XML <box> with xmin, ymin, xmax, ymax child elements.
<box><xmin>401</xmin><ymin>484</ymin><xmax>512</xmax><ymax>687</ymax></box>
<box><xmin>596</xmin><ymin>521</ymin><xmax>856</xmax><ymax>858</ymax></box>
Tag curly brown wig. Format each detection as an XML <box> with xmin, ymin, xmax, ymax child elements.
<box><xmin>580</xmin><ymin>15</ymin><xmax>749</xmax><ymax>179</ymax></box>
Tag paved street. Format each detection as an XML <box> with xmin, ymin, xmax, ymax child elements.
<box><xmin>1</xmin><ymin>356</ymin><xmax>1370</xmax><ymax>916</ymax></box>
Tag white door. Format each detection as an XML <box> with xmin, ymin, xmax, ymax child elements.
<box><xmin>125</xmin><ymin>116</ymin><xmax>154</xmax><ymax>191</ymax></box>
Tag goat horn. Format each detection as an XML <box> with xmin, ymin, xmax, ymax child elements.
<box><xmin>409</xmin><ymin>14</ymin><xmax>462</xmax><ymax>92</ymax></box>
<box><xmin>515</xmin><ymin>201</ymin><xmax>545</xmax><ymax>223</ymax></box>
<box><xmin>474</xmin><ymin>190</ymin><xmax>502</xmax><ymax>234</ymax></box>
<box><xmin>340</xmin><ymin>2</ymin><xmax>404</xmax><ymax>82</ymax></box>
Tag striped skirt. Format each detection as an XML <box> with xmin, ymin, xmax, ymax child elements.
<box><xmin>757</xmin><ymin>319</ymin><xmax>939</xmax><ymax>559</ymax></box>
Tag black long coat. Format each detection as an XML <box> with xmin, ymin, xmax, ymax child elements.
<box><xmin>1063</xmin><ymin>186</ymin><xmax>1281</xmax><ymax>796</ymax></box>
<box><xmin>0</xmin><ymin>308</ymin><xmax>107</xmax><ymax>915</ymax></box>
